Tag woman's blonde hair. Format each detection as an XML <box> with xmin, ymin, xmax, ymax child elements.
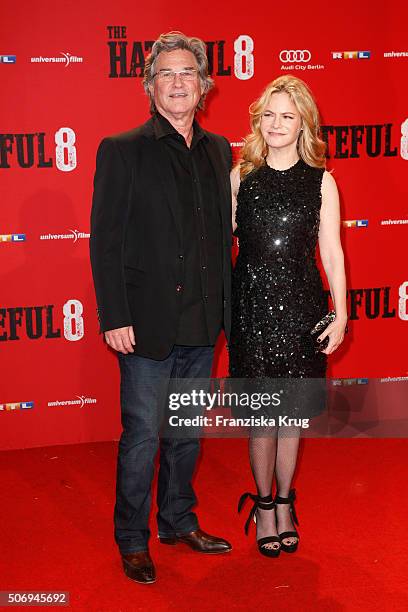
<box><xmin>239</xmin><ymin>75</ymin><xmax>326</xmax><ymax>179</ymax></box>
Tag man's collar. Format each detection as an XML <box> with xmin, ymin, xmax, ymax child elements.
<box><xmin>152</xmin><ymin>112</ymin><xmax>206</xmax><ymax>143</ymax></box>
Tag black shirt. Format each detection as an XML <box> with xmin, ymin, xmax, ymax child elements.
<box><xmin>154</xmin><ymin>112</ymin><xmax>223</xmax><ymax>345</ymax></box>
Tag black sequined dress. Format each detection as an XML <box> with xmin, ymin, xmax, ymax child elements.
<box><xmin>229</xmin><ymin>159</ymin><xmax>328</xmax><ymax>416</ymax></box>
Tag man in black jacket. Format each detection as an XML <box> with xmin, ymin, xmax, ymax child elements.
<box><xmin>90</xmin><ymin>31</ymin><xmax>232</xmax><ymax>584</ymax></box>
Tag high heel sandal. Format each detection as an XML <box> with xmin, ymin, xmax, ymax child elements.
<box><xmin>274</xmin><ymin>488</ymin><xmax>299</xmax><ymax>553</ymax></box>
<box><xmin>238</xmin><ymin>492</ymin><xmax>281</xmax><ymax>558</ymax></box>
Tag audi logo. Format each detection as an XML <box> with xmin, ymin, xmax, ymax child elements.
<box><xmin>279</xmin><ymin>50</ymin><xmax>312</xmax><ymax>63</ymax></box>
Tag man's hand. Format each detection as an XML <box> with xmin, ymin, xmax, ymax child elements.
<box><xmin>104</xmin><ymin>326</ymin><xmax>135</xmax><ymax>354</ymax></box>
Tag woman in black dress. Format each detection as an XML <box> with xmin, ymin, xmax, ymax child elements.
<box><xmin>229</xmin><ymin>76</ymin><xmax>347</xmax><ymax>557</ymax></box>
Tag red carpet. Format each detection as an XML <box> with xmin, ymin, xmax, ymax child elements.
<box><xmin>1</xmin><ymin>438</ymin><xmax>408</xmax><ymax>611</ymax></box>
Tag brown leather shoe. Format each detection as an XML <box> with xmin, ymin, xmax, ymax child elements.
<box><xmin>160</xmin><ymin>528</ymin><xmax>232</xmax><ymax>554</ymax></box>
<box><xmin>121</xmin><ymin>551</ymin><xmax>156</xmax><ymax>584</ymax></box>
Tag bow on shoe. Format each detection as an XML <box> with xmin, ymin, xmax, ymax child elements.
<box><xmin>238</xmin><ymin>492</ymin><xmax>274</xmax><ymax>535</ymax></box>
<box><xmin>238</xmin><ymin>492</ymin><xmax>258</xmax><ymax>535</ymax></box>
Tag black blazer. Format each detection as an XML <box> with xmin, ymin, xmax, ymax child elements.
<box><xmin>90</xmin><ymin>116</ymin><xmax>233</xmax><ymax>360</ymax></box>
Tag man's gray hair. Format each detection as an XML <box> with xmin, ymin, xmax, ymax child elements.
<box><xmin>143</xmin><ymin>31</ymin><xmax>214</xmax><ymax>113</ymax></box>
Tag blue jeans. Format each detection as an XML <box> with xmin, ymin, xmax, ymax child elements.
<box><xmin>114</xmin><ymin>345</ymin><xmax>214</xmax><ymax>554</ymax></box>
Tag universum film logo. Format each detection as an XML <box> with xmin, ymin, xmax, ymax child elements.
<box><xmin>30</xmin><ymin>52</ymin><xmax>83</xmax><ymax>67</ymax></box>
<box><xmin>48</xmin><ymin>396</ymin><xmax>97</xmax><ymax>408</ymax></box>
<box><xmin>0</xmin><ymin>401</ymin><xmax>34</xmax><ymax>412</ymax></box>
<box><xmin>40</xmin><ymin>229</ymin><xmax>90</xmax><ymax>242</ymax></box>
<box><xmin>383</xmin><ymin>50</ymin><xmax>408</xmax><ymax>59</ymax></box>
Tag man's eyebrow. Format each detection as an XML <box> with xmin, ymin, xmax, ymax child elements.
<box><xmin>158</xmin><ymin>66</ymin><xmax>196</xmax><ymax>71</ymax></box>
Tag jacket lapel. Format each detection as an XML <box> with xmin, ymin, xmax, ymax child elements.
<box><xmin>141</xmin><ymin>118</ymin><xmax>183</xmax><ymax>243</ymax></box>
<box><xmin>156</xmin><ymin>140</ymin><xmax>183</xmax><ymax>242</ymax></box>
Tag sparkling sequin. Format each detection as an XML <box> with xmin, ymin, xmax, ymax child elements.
<box><xmin>229</xmin><ymin>159</ymin><xmax>327</xmax><ymax>383</ymax></box>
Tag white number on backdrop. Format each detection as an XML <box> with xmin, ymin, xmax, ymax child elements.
<box><xmin>401</xmin><ymin>119</ymin><xmax>408</xmax><ymax>161</ymax></box>
<box><xmin>63</xmin><ymin>299</ymin><xmax>84</xmax><ymax>341</ymax></box>
<box><xmin>234</xmin><ymin>35</ymin><xmax>254</xmax><ymax>80</ymax></box>
<box><xmin>398</xmin><ymin>282</ymin><xmax>408</xmax><ymax>321</ymax></box>
<box><xmin>55</xmin><ymin>127</ymin><xmax>77</xmax><ymax>172</ymax></box>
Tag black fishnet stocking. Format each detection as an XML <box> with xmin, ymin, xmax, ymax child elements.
<box><xmin>248</xmin><ymin>426</ymin><xmax>300</xmax><ymax>548</ymax></box>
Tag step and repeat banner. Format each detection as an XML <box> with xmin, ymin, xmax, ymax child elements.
<box><xmin>1</xmin><ymin>0</ymin><xmax>407</xmax><ymax>449</ymax></box>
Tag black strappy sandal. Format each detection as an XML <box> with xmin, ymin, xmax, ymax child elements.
<box><xmin>274</xmin><ymin>488</ymin><xmax>299</xmax><ymax>553</ymax></box>
<box><xmin>238</xmin><ymin>492</ymin><xmax>281</xmax><ymax>558</ymax></box>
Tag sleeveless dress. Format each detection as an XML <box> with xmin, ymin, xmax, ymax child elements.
<box><xmin>229</xmin><ymin>158</ymin><xmax>328</xmax><ymax>418</ymax></box>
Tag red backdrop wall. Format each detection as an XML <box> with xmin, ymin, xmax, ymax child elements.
<box><xmin>1</xmin><ymin>0</ymin><xmax>407</xmax><ymax>450</ymax></box>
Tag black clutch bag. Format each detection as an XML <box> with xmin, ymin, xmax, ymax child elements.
<box><xmin>310</xmin><ymin>311</ymin><xmax>337</xmax><ymax>352</ymax></box>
